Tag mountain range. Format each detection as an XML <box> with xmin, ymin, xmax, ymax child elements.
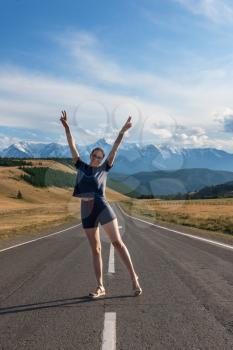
<box><xmin>1</xmin><ymin>138</ymin><xmax>233</xmax><ymax>174</ymax></box>
<box><xmin>108</xmin><ymin>168</ymin><xmax>233</xmax><ymax>197</ymax></box>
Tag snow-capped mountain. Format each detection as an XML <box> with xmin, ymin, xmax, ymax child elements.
<box><xmin>1</xmin><ymin>138</ymin><xmax>233</xmax><ymax>173</ymax></box>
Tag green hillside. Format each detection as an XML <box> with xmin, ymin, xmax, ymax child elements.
<box><xmin>108</xmin><ymin>168</ymin><xmax>233</xmax><ymax>198</ymax></box>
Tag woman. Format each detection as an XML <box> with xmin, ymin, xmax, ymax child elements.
<box><xmin>60</xmin><ymin>110</ymin><xmax>142</xmax><ymax>298</ymax></box>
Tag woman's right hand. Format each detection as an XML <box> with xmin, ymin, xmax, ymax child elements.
<box><xmin>60</xmin><ymin>110</ymin><xmax>69</xmax><ymax>129</ymax></box>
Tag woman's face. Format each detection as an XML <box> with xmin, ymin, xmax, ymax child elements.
<box><xmin>90</xmin><ymin>150</ymin><xmax>104</xmax><ymax>167</ymax></box>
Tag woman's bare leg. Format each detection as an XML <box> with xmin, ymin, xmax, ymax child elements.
<box><xmin>101</xmin><ymin>218</ymin><xmax>140</xmax><ymax>289</ymax></box>
<box><xmin>83</xmin><ymin>226</ymin><xmax>104</xmax><ymax>287</ymax></box>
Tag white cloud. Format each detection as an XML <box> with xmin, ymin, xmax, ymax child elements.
<box><xmin>50</xmin><ymin>29</ymin><xmax>202</xmax><ymax>97</ymax></box>
<box><xmin>150</xmin><ymin>128</ymin><xmax>173</xmax><ymax>139</ymax></box>
<box><xmin>167</xmin><ymin>124</ymin><xmax>209</xmax><ymax>148</ymax></box>
<box><xmin>224</xmin><ymin>117</ymin><xmax>233</xmax><ymax>132</ymax></box>
<box><xmin>0</xmin><ymin>135</ymin><xmax>21</xmax><ymax>150</ymax></box>
<box><xmin>49</xmin><ymin>30</ymin><xmax>233</xmax><ymax>127</ymax></box>
<box><xmin>51</xmin><ymin>30</ymin><xmax>127</xmax><ymax>85</ymax></box>
<box><xmin>214</xmin><ymin>107</ymin><xmax>233</xmax><ymax>132</ymax></box>
<box><xmin>201</xmin><ymin>136</ymin><xmax>233</xmax><ymax>152</ymax></box>
<box><xmin>0</xmin><ymin>64</ymin><xmax>172</xmax><ymax>148</ymax></box>
<box><xmin>1</xmin><ymin>29</ymin><xmax>233</xmax><ymax>151</ymax></box>
<box><xmin>175</xmin><ymin>0</ymin><xmax>233</xmax><ymax>23</ymax></box>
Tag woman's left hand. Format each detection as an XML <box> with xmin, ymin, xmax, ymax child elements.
<box><xmin>121</xmin><ymin>116</ymin><xmax>132</xmax><ymax>133</ymax></box>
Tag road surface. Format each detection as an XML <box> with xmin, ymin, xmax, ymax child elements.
<box><xmin>0</xmin><ymin>202</ymin><xmax>233</xmax><ymax>349</ymax></box>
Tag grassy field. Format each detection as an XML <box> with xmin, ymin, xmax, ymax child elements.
<box><xmin>0</xmin><ymin>160</ymin><xmax>127</xmax><ymax>241</ymax></box>
<box><xmin>1</xmin><ymin>159</ymin><xmax>232</xmax><ymax>242</ymax></box>
<box><xmin>120</xmin><ymin>197</ymin><xmax>233</xmax><ymax>236</ymax></box>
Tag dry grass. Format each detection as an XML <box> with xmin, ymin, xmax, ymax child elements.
<box><xmin>0</xmin><ymin>161</ymin><xmax>127</xmax><ymax>241</ymax></box>
<box><xmin>3</xmin><ymin>159</ymin><xmax>231</xmax><ymax>242</ymax></box>
<box><xmin>120</xmin><ymin>197</ymin><xmax>233</xmax><ymax>236</ymax></box>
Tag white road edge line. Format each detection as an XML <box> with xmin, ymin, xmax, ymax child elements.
<box><xmin>0</xmin><ymin>223</ymin><xmax>82</xmax><ymax>253</ymax></box>
<box><xmin>102</xmin><ymin>312</ymin><xmax>116</xmax><ymax>350</ymax></box>
<box><xmin>117</xmin><ymin>203</ymin><xmax>233</xmax><ymax>251</ymax></box>
<box><xmin>108</xmin><ymin>243</ymin><xmax>115</xmax><ymax>273</ymax></box>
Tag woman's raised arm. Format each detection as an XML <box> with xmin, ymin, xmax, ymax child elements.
<box><xmin>60</xmin><ymin>110</ymin><xmax>80</xmax><ymax>164</ymax></box>
<box><xmin>106</xmin><ymin>116</ymin><xmax>132</xmax><ymax>167</ymax></box>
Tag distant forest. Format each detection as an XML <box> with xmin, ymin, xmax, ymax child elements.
<box><xmin>136</xmin><ymin>181</ymin><xmax>233</xmax><ymax>200</ymax></box>
<box><xmin>19</xmin><ymin>166</ymin><xmax>75</xmax><ymax>188</ymax></box>
<box><xmin>0</xmin><ymin>158</ymin><xmax>33</xmax><ymax>166</ymax></box>
<box><xmin>0</xmin><ymin>157</ymin><xmax>73</xmax><ymax>167</ymax></box>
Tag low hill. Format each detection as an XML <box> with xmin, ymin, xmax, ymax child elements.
<box><xmin>188</xmin><ymin>180</ymin><xmax>233</xmax><ymax>199</ymax></box>
<box><xmin>108</xmin><ymin>168</ymin><xmax>233</xmax><ymax>197</ymax></box>
<box><xmin>0</xmin><ymin>159</ymin><xmax>127</xmax><ymax>240</ymax></box>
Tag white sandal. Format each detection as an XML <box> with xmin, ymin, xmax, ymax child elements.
<box><xmin>132</xmin><ymin>275</ymin><xmax>142</xmax><ymax>296</ymax></box>
<box><xmin>89</xmin><ymin>285</ymin><xmax>106</xmax><ymax>298</ymax></box>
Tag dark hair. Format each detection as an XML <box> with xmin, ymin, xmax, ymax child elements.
<box><xmin>90</xmin><ymin>147</ymin><xmax>105</xmax><ymax>159</ymax></box>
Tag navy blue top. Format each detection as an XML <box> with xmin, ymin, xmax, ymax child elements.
<box><xmin>72</xmin><ymin>157</ymin><xmax>113</xmax><ymax>198</ymax></box>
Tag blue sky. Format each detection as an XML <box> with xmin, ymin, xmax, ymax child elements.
<box><xmin>1</xmin><ymin>0</ymin><xmax>233</xmax><ymax>152</ymax></box>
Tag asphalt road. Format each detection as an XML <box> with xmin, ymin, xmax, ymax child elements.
<box><xmin>0</xmin><ymin>202</ymin><xmax>233</xmax><ymax>350</ymax></box>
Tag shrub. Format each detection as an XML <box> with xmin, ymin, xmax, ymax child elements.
<box><xmin>16</xmin><ymin>190</ymin><xmax>23</xmax><ymax>199</ymax></box>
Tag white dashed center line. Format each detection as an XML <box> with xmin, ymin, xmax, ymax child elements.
<box><xmin>107</xmin><ymin>223</ymin><xmax>123</xmax><ymax>273</ymax></box>
<box><xmin>101</xmin><ymin>312</ymin><xmax>116</xmax><ymax>350</ymax></box>
<box><xmin>108</xmin><ymin>243</ymin><xmax>115</xmax><ymax>273</ymax></box>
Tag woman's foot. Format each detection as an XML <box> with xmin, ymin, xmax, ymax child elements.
<box><xmin>132</xmin><ymin>274</ymin><xmax>142</xmax><ymax>296</ymax></box>
<box><xmin>89</xmin><ymin>285</ymin><xmax>106</xmax><ymax>298</ymax></box>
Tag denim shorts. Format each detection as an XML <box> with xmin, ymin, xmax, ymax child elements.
<box><xmin>81</xmin><ymin>196</ymin><xmax>117</xmax><ymax>229</ymax></box>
